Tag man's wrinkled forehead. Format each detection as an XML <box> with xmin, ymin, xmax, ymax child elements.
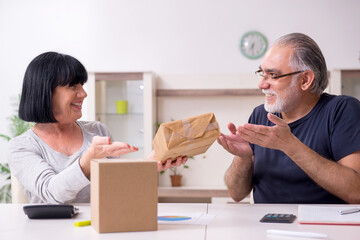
<box><xmin>260</xmin><ymin>45</ymin><xmax>293</xmax><ymax>72</ymax></box>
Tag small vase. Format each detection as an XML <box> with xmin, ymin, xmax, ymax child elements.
<box><xmin>170</xmin><ymin>175</ymin><xmax>182</xmax><ymax>187</ymax></box>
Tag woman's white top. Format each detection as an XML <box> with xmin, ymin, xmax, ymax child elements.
<box><xmin>8</xmin><ymin>121</ymin><xmax>112</xmax><ymax>204</ymax></box>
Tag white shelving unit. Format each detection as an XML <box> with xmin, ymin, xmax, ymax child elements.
<box><xmin>84</xmin><ymin>72</ymin><xmax>156</xmax><ymax>158</ymax></box>
<box><xmin>329</xmin><ymin>69</ymin><xmax>360</xmax><ymax>99</ymax></box>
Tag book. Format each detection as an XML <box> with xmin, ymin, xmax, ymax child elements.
<box><xmin>298</xmin><ymin>205</ymin><xmax>360</xmax><ymax>225</ymax></box>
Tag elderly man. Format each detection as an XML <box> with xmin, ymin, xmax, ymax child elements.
<box><xmin>218</xmin><ymin>33</ymin><xmax>360</xmax><ymax>204</ymax></box>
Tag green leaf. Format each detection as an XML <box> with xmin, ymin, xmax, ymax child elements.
<box><xmin>10</xmin><ymin>115</ymin><xmax>33</xmax><ymax>137</ymax></box>
<box><xmin>0</xmin><ymin>134</ymin><xmax>11</xmax><ymax>141</ymax></box>
<box><xmin>0</xmin><ymin>183</ymin><xmax>12</xmax><ymax>203</ymax></box>
<box><xmin>1</xmin><ymin>94</ymin><xmax>34</xmax><ymax>140</ymax></box>
<box><xmin>0</xmin><ymin>163</ymin><xmax>10</xmax><ymax>175</ymax></box>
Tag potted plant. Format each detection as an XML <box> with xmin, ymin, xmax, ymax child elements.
<box><xmin>160</xmin><ymin>157</ymin><xmax>193</xmax><ymax>187</ymax></box>
<box><xmin>0</xmin><ymin>95</ymin><xmax>33</xmax><ymax>203</ymax></box>
<box><xmin>168</xmin><ymin>165</ymin><xmax>189</xmax><ymax>187</ymax></box>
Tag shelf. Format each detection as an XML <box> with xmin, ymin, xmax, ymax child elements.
<box><xmin>156</xmin><ymin>89</ymin><xmax>263</xmax><ymax>97</ymax></box>
<box><xmin>95</xmin><ymin>72</ymin><xmax>144</xmax><ymax>81</ymax></box>
<box><xmin>96</xmin><ymin>113</ymin><xmax>143</xmax><ymax>116</ymax></box>
<box><xmin>341</xmin><ymin>69</ymin><xmax>360</xmax><ymax>78</ymax></box>
<box><xmin>158</xmin><ymin>186</ymin><xmax>230</xmax><ymax>198</ymax></box>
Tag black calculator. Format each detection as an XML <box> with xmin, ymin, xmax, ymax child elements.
<box><xmin>260</xmin><ymin>213</ymin><xmax>296</xmax><ymax>223</ymax></box>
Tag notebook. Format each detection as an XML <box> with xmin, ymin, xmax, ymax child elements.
<box><xmin>298</xmin><ymin>205</ymin><xmax>360</xmax><ymax>225</ymax></box>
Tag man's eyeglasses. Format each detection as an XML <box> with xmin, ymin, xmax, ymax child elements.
<box><xmin>255</xmin><ymin>69</ymin><xmax>304</xmax><ymax>80</ymax></box>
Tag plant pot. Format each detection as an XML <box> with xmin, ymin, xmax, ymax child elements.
<box><xmin>170</xmin><ymin>175</ymin><xmax>182</xmax><ymax>187</ymax></box>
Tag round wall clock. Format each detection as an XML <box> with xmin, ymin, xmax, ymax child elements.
<box><xmin>240</xmin><ymin>31</ymin><xmax>268</xmax><ymax>59</ymax></box>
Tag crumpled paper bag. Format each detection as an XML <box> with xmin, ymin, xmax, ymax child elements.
<box><xmin>153</xmin><ymin>112</ymin><xmax>220</xmax><ymax>162</ymax></box>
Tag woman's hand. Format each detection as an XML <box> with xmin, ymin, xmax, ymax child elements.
<box><xmin>148</xmin><ymin>150</ymin><xmax>188</xmax><ymax>172</ymax></box>
<box><xmin>87</xmin><ymin>136</ymin><xmax>138</xmax><ymax>159</ymax></box>
<box><xmin>79</xmin><ymin>136</ymin><xmax>138</xmax><ymax>178</ymax></box>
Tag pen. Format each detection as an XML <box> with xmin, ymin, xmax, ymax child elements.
<box><xmin>74</xmin><ymin>220</ymin><xmax>91</xmax><ymax>227</ymax></box>
<box><xmin>267</xmin><ymin>229</ymin><xmax>328</xmax><ymax>239</ymax></box>
<box><xmin>338</xmin><ymin>208</ymin><xmax>360</xmax><ymax>215</ymax></box>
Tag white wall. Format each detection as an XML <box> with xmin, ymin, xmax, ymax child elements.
<box><xmin>1</xmin><ymin>0</ymin><xmax>360</xmax><ymax>186</ymax></box>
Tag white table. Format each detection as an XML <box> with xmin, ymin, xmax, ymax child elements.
<box><xmin>1</xmin><ymin>203</ymin><xmax>360</xmax><ymax>239</ymax></box>
<box><xmin>207</xmin><ymin>204</ymin><xmax>360</xmax><ymax>240</ymax></box>
<box><xmin>1</xmin><ymin>203</ymin><xmax>207</xmax><ymax>240</ymax></box>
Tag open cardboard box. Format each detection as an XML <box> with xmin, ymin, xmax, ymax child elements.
<box><xmin>153</xmin><ymin>112</ymin><xmax>220</xmax><ymax>162</ymax></box>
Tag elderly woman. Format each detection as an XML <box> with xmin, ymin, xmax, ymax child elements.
<box><xmin>8</xmin><ymin>52</ymin><xmax>187</xmax><ymax>204</ymax></box>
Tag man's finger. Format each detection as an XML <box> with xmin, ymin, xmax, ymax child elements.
<box><xmin>237</xmin><ymin>125</ymin><xmax>265</xmax><ymax>145</ymax></box>
<box><xmin>227</xmin><ymin>123</ymin><xmax>237</xmax><ymax>134</ymax></box>
<box><xmin>240</xmin><ymin>124</ymin><xmax>269</xmax><ymax>137</ymax></box>
<box><xmin>267</xmin><ymin>113</ymin><xmax>286</xmax><ymax>127</ymax></box>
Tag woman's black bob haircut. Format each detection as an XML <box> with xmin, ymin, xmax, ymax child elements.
<box><xmin>19</xmin><ymin>52</ymin><xmax>88</xmax><ymax>123</ymax></box>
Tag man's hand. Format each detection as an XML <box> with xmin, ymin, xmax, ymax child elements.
<box><xmin>217</xmin><ymin>122</ymin><xmax>253</xmax><ymax>158</ymax></box>
<box><xmin>220</xmin><ymin>123</ymin><xmax>254</xmax><ymax>202</ymax></box>
<box><xmin>237</xmin><ymin>113</ymin><xmax>296</xmax><ymax>152</ymax></box>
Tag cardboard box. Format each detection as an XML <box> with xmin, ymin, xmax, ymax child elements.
<box><xmin>91</xmin><ymin>159</ymin><xmax>158</xmax><ymax>233</ymax></box>
<box><xmin>153</xmin><ymin>112</ymin><xmax>220</xmax><ymax>162</ymax></box>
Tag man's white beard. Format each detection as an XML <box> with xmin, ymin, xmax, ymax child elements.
<box><xmin>263</xmin><ymin>77</ymin><xmax>300</xmax><ymax>113</ymax></box>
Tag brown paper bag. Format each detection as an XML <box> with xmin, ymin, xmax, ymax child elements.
<box><xmin>153</xmin><ymin>112</ymin><xmax>220</xmax><ymax>162</ymax></box>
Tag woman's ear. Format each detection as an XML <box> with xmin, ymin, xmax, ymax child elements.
<box><xmin>300</xmin><ymin>71</ymin><xmax>315</xmax><ymax>91</ymax></box>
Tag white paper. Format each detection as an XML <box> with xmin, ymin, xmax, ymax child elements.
<box><xmin>298</xmin><ymin>205</ymin><xmax>360</xmax><ymax>224</ymax></box>
<box><xmin>158</xmin><ymin>212</ymin><xmax>216</xmax><ymax>225</ymax></box>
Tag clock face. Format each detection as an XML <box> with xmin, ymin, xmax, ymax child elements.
<box><xmin>240</xmin><ymin>31</ymin><xmax>268</xmax><ymax>59</ymax></box>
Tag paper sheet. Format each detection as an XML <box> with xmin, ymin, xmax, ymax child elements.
<box><xmin>158</xmin><ymin>212</ymin><xmax>216</xmax><ymax>225</ymax></box>
<box><xmin>298</xmin><ymin>205</ymin><xmax>360</xmax><ymax>225</ymax></box>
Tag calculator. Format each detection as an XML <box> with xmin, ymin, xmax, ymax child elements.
<box><xmin>260</xmin><ymin>213</ymin><xmax>296</xmax><ymax>223</ymax></box>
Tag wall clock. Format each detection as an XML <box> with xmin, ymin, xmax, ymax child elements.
<box><xmin>240</xmin><ymin>31</ymin><xmax>268</xmax><ymax>59</ymax></box>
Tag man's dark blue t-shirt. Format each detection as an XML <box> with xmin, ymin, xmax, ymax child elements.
<box><xmin>249</xmin><ymin>93</ymin><xmax>360</xmax><ymax>203</ymax></box>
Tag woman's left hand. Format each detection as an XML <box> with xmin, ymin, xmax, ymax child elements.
<box><xmin>148</xmin><ymin>150</ymin><xmax>188</xmax><ymax>172</ymax></box>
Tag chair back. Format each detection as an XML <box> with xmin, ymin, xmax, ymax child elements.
<box><xmin>11</xmin><ymin>175</ymin><xmax>29</xmax><ymax>203</ymax></box>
